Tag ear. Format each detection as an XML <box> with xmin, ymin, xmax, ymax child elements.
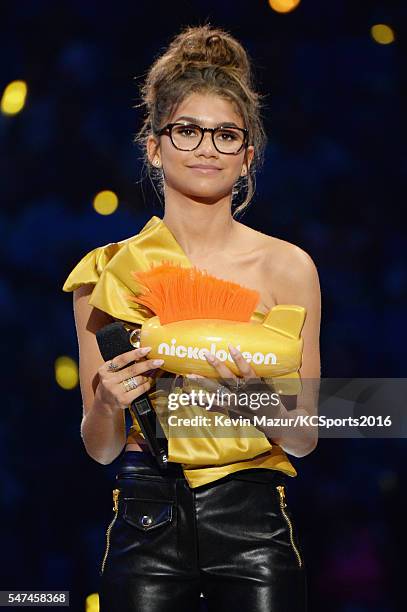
<box><xmin>147</xmin><ymin>134</ymin><xmax>160</xmax><ymax>166</ymax></box>
<box><xmin>241</xmin><ymin>145</ymin><xmax>255</xmax><ymax>176</ymax></box>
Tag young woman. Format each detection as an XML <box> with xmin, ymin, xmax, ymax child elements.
<box><xmin>63</xmin><ymin>25</ymin><xmax>321</xmax><ymax>612</ymax></box>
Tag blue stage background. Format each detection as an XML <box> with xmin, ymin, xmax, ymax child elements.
<box><xmin>0</xmin><ymin>1</ymin><xmax>405</xmax><ymax>610</ymax></box>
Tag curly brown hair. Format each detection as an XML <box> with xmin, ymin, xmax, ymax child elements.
<box><xmin>134</xmin><ymin>24</ymin><xmax>267</xmax><ymax>218</ymax></box>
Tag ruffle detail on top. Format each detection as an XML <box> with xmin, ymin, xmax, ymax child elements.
<box><xmin>62</xmin><ymin>216</ymin><xmax>195</xmax><ymax>324</ymax></box>
<box><xmin>62</xmin><ymin>242</ymin><xmax>121</xmax><ymax>291</ymax></box>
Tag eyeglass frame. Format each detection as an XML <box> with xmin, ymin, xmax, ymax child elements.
<box><xmin>156</xmin><ymin>122</ymin><xmax>249</xmax><ymax>155</ymax></box>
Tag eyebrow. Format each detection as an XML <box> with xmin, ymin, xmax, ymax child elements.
<box><xmin>174</xmin><ymin>115</ymin><xmax>242</xmax><ymax>129</ymax></box>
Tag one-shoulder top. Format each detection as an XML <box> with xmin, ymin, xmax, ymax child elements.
<box><xmin>62</xmin><ymin>215</ymin><xmax>297</xmax><ymax>487</ymax></box>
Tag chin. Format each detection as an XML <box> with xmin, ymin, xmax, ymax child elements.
<box><xmin>183</xmin><ymin>179</ymin><xmax>230</xmax><ymax>196</ymax></box>
<box><xmin>184</xmin><ymin>188</ymin><xmax>227</xmax><ymax>203</ymax></box>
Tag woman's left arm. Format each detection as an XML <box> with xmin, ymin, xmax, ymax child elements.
<box><xmin>262</xmin><ymin>245</ymin><xmax>321</xmax><ymax>457</ymax></box>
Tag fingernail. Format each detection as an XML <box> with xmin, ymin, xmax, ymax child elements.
<box><xmin>152</xmin><ymin>359</ymin><xmax>164</xmax><ymax>366</ymax></box>
<box><xmin>205</xmin><ymin>353</ymin><xmax>215</xmax><ymax>363</ymax></box>
<box><xmin>139</xmin><ymin>346</ymin><xmax>152</xmax><ymax>354</ymax></box>
<box><xmin>228</xmin><ymin>344</ymin><xmax>238</xmax><ymax>356</ymax></box>
<box><xmin>186</xmin><ymin>374</ymin><xmax>204</xmax><ymax>379</ymax></box>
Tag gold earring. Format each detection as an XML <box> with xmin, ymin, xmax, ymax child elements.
<box><xmin>154</xmin><ymin>159</ymin><xmax>161</xmax><ymax>167</ymax></box>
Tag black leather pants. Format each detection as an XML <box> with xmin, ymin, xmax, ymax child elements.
<box><xmin>99</xmin><ymin>451</ymin><xmax>307</xmax><ymax>612</ymax></box>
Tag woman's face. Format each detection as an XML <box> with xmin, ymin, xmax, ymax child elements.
<box><xmin>147</xmin><ymin>92</ymin><xmax>254</xmax><ymax>203</ymax></box>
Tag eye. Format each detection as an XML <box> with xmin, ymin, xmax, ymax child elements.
<box><xmin>173</xmin><ymin>124</ymin><xmax>200</xmax><ymax>138</ymax></box>
<box><xmin>216</xmin><ymin>129</ymin><xmax>240</xmax><ymax>142</ymax></box>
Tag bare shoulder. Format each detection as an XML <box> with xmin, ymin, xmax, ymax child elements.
<box><xmin>237</xmin><ymin>221</ymin><xmax>316</xmax><ymax>267</ymax></box>
<box><xmin>237</xmin><ymin>221</ymin><xmax>320</xmax><ymax>297</ymax></box>
<box><xmin>266</xmin><ymin>236</ymin><xmax>320</xmax><ymax>315</ymax></box>
<box><xmin>269</xmin><ymin>235</ymin><xmax>318</xmax><ymax>279</ymax></box>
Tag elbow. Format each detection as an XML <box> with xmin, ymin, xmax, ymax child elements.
<box><xmin>83</xmin><ymin>447</ymin><xmax>119</xmax><ymax>466</ymax></box>
<box><xmin>80</xmin><ymin>436</ymin><xmax>122</xmax><ymax>466</ymax></box>
<box><xmin>89</xmin><ymin>451</ymin><xmax>111</xmax><ymax>465</ymax></box>
<box><xmin>280</xmin><ymin>432</ymin><xmax>319</xmax><ymax>458</ymax></box>
<box><xmin>297</xmin><ymin>437</ymin><xmax>319</xmax><ymax>458</ymax></box>
<box><xmin>96</xmin><ymin>457</ymin><xmax>115</xmax><ymax>466</ymax></box>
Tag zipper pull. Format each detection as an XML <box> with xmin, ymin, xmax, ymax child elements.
<box><xmin>112</xmin><ymin>488</ymin><xmax>120</xmax><ymax>512</ymax></box>
<box><xmin>276</xmin><ymin>485</ymin><xmax>287</xmax><ymax>507</ymax></box>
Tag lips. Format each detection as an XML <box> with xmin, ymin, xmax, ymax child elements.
<box><xmin>188</xmin><ymin>165</ymin><xmax>221</xmax><ymax>170</ymax></box>
<box><xmin>187</xmin><ymin>165</ymin><xmax>222</xmax><ymax>174</ymax></box>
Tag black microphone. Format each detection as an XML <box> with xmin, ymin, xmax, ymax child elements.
<box><xmin>96</xmin><ymin>321</ymin><xmax>168</xmax><ymax>469</ymax></box>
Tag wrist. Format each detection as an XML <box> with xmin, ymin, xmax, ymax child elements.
<box><xmin>237</xmin><ymin>377</ymin><xmax>283</xmax><ymax>420</ymax></box>
<box><xmin>93</xmin><ymin>392</ymin><xmax>120</xmax><ymax>419</ymax></box>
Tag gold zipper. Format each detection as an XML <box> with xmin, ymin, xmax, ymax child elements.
<box><xmin>100</xmin><ymin>488</ymin><xmax>120</xmax><ymax>576</ymax></box>
<box><xmin>276</xmin><ymin>485</ymin><xmax>303</xmax><ymax>568</ymax></box>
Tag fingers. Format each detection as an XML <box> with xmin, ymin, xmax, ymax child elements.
<box><xmin>184</xmin><ymin>374</ymin><xmax>215</xmax><ymax>399</ymax></box>
<box><xmin>204</xmin><ymin>351</ymin><xmax>240</xmax><ymax>386</ymax></box>
<box><xmin>185</xmin><ymin>374</ymin><xmax>225</xmax><ymax>394</ymax></box>
<box><xmin>184</xmin><ymin>374</ymin><xmax>233</xmax><ymax>413</ymax></box>
<box><xmin>116</xmin><ymin>357</ymin><xmax>165</xmax><ymax>383</ymax></box>
<box><xmin>203</xmin><ymin>353</ymin><xmax>234</xmax><ymax>378</ymax></box>
<box><xmin>203</xmin><ymin>345</ymin><xmax>262</xmax><ymax>392</ymax></box>
<box><xmin>117</xmin><ymin>375</ymin><xmax>155</xmax><ymax>408</ymax></box>
<box><xmin>102</xmin><ymin>346</ymin><xmax>153</xmax><ymax>373</ymax></box>
<box><xmin>96</xmin><ymin>347</ymin><xmax>166</xmax><ymax>412</ymax></box>
<box><xmin>101</xmin><ymin>347</ymin><xmax>165</xmax><ymax>375</ymax></box>
<box><xmin>227</xmin><ymin>344</ymin><xmax>258</xmax><ymax>379</ymax></box>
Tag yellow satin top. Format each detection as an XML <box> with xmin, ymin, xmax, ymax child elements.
<box><xmin>62</xmin><ymin>215</ymin><xmax>297</xmax><ymax>487</ymax></box>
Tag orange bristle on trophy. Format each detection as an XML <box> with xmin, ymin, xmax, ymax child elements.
<box><xmin>126</xmin><ymin>261</ymin><xmax>260</xmax><ymax>325</ymax></box>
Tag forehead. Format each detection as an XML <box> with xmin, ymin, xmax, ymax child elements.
<box><xmin>169</xmin><ymin>92</ymin><xmax>243</xmax><ymax>127</ymax></box>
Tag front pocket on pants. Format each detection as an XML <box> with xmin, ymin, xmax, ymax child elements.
<box><xmin>99</xmin><ymin>476</ymin><xmax>179</xmax><ymax>579</ymax></box>
<box><xmin>123</xmin><ymin>497</ymin><xmax>174</xmax><ymax>531</ymax></box>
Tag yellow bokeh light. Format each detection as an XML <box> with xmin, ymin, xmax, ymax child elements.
<box><xmin>85</xmin><ymin>593</ymin><xmax>99</xmax><ymax>612</ymax></box>
<box><xmin>93</xmin><ymin>190</ymin><xmax>119</xmax><ymax>215</ymax></box>
<box><xmin>55</xmin><ymin>356</ymin><xmax>78</xmax><ymax>390</ymax></box>
<box><xmin>1</xmin><ymin>80</ymin><xmax>28</xmax><ymax>115</ymax></box>
<box><xmin>371</xmin><ymin>24</ymin><xmax>395</xmax><ymax>45</ymax></box>
<box><xmin>268</xmin><ymin>0</ymin><xmax>301</xmax><ymax>14</ymax></box>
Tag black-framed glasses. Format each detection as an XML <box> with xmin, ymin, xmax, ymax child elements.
<box><xmin>157</xmin><ymin>122</ymin><xmax>249</xmax><ymax>155</ymax></box>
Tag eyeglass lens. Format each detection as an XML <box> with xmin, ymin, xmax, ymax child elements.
<box><xmin>171</xmin><ymin>124</ymin><xmax>244</xmax><ymax>154</ymax></box>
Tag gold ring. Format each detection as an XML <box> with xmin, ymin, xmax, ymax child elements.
<box><xmin>122</xmin><ymin>376</ymin><xmax>139</xmax><ymax>392</ymax></box>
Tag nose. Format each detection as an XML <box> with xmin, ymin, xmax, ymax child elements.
<box><xmin>195</xmin><ymin>130</ymin><xmax>218</xmax><ymax>156</ymax></box>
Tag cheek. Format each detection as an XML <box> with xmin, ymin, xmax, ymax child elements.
<box><xmin>162</xmin><ymin>146</ymin><xmax>179</xmax><ymax>166</ymax></box>
<box><xmin>162</xmin><ymin>151</ymin><xmax>189</xmax><ymax>173</ymax></box>
<box><xmin>226</xmin><ymin>160</ymin><xmax>245</xmax><ymax>180</ymax></box>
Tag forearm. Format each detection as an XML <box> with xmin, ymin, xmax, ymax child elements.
<box><xmin>229</xmin><ymin>390</ymin><xmax>318</xmax><ymax>458</ymax></box>
<box><xmin>80</xmin><ymin>394</ymin><xmax>127</xmax><ymax>465</ymax></box>
<box><xmin>260</xmin><ymin>400</ymin><xmax>318</xmax><ymax>457</ymax></box>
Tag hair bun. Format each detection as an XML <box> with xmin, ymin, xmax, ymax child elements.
<box><xmin>172</xmin><ymin>25</ymin><xmax>251</xmax><ymax>82</ymax></box>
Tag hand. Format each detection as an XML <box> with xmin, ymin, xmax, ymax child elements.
<box><xmin>204</xmin><ymin>343</ymin><xmax>259</xmax><ymax>389</ymax></box>
<box><xmin>185</xmin><ymin>344</ymin><xmax>276</xmax><ymax>420</ymax></box>
<box><xmin>95</xmin><ymin>346</ymin><xmax>165</xmax><ymax>413</ymax></box>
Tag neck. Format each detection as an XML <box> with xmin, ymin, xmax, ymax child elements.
<box><xmin>162</xmin><ymin>189</ymin><xmax>238</xmax><ymax>258</ymax></box>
